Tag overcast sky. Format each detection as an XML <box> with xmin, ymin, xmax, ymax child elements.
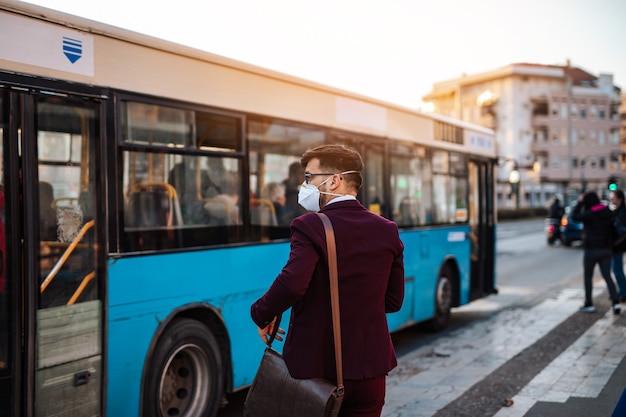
<box><xmin>23</xmin><ymin>0</ymin><xmax>626</xmax><ymax>109</ymax></box>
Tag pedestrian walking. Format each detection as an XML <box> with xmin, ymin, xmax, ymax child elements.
<box><xmin>610</xmin><ymin>189</ymin><xmax>626</xmax><ymax>302</ymax></box>
<box><xmin>250</xmin><ymin>144</ymin><xmax>405</xmax><ymax>417</ymax></box>
<box><xmin>572</xmin><ymin>190</ymin><xmax>621</xmax><ymax>315</ymax></box>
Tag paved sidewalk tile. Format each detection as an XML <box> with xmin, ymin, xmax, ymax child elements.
<box><xmin>492</xmin><ymin>307</ymin><xmax>626</xmax><ymax>417</ymax></box>
<box><xmin>383</xmin><ymin>287</ymin><xmax>586</xmax><ymax>417</ymax></box>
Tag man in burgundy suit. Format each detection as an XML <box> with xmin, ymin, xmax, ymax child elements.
<box><xmin>251</xmin><ymin>144</ymin><xmax>405</xmax><ymax>416</ymax></box>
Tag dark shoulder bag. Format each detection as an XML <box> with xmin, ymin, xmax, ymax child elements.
<box><xmin>243</xmin><ymin>213</ymin><xmax>344</xmax><ymax>417</ymax></box>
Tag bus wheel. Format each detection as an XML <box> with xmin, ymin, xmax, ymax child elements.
<box><xmin>424</xmin><ymin>268</ymin><xmax>453</xmax><ymax>332</ymax></box>
<box><xmin>144</xmin><ymin>318</ymin><xmax>223</xmax><ymax>417</ymax></box>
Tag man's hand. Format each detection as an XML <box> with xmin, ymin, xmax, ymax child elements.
<box><xmin>257</xmin><ymin>316</ymin><xmax>285</xmax><ymax>344</ymax></box>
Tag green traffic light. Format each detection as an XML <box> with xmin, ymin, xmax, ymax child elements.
<box><xmin>609</xmin><ymin>183</ymin><xmax>618</xmax><ymax>191</ymax></box>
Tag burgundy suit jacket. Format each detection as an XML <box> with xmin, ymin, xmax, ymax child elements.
<box><xmin>251</xmin><ymin>199</ymin><xmax>405</xmax><ymax>380</ymax></box>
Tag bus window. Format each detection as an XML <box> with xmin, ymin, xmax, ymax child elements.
<box><xmin>364</xmin><ymin>146</ymin><xmax>385</xmax><ymax>216</ymax></box>
<box><xmin>120</xmin><ymin>99</ymin><xmax>245</xmax><ymax>251</ymax></box>
<box><xmin>37</xmin><ymin>100</ymin><xmax>98</xmax><ymax>309</ymax></box>
<box><xmin>432</xmin><ymin>152</ymin><xmax>469</xmax><ymax>224</ymax></box>
<box><xmin>247</xmin><ymin>119</ymin><xmax>323</xmax><ymax>235</ymax></box>
<box><xmin>450</xmin><ymin>153</ymin><xmax>469</xmax><ymax>222</ymax></box>
<box><xmin>122</xmin><ymin>152</ymin><xmax>242</xmax><ymax>244</ymax></box>
<box><xmin>390</xmin><ymin>144</ymin><xmax>432</xmax><ymax>226</ymax></box>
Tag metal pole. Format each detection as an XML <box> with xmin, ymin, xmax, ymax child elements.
<box><xmin>581</xmin><ymin>158</ymin><xmax>586</xmax><ymax>192</ymax></box>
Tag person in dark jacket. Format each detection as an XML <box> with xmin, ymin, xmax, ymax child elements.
<box><xmin>572</xmin><ymin>190</ymin><xmax>620</xmax><ymax>314</ymax></box>
<box><xmin>548</xmin><ymin>195</ymin><xmax>565</xmax><ymax>220</ymax></box>
<box><xmin>547</xmin><ymin>195</ymin><xmax>565</xmax><ymax>244</ymax></box>
<box><xmin>610</xmin><ymin>189</ymin><xmax>626</xmax><ymax>302</ymax></box>
<box><xmin>251</xmin><ymin>144</ymin><xmax>404</xmax><ymax>417</ymax></box>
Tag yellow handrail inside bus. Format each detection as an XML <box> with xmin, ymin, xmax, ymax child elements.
<box><xmin>132</xmin><ymin>182</ymin><xmax>179</xmax><ymax>200</ymax></box>
<box><xmin>40</xmin><ymin>220</ymin><xmax>95</xmax><ymax>294</ymax></box>
<box><xmin>67</xmin><ymin>271</ymin><xmax>96</xmax><ymax>305</ymax></box>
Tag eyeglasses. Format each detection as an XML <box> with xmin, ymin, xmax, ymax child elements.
<box><xmin>304</xmin><ymin>173</ymin><xmax>335</xmax><ymax>184</ymax></box>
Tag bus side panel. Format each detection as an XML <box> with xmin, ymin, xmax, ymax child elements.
<box><xmin>105</xmin><ymin>243</ymin><xmax>290</xmax><ymax>416</ymax></box>
<box><xmin>105</xmin><ymin>227</ymin><xmax>471</xmax><ymax>414</ymax></box>
<box><xmin>396</xmin><ymin>226</ymin><xmax>471</xmax><ymax>326</ymax></box>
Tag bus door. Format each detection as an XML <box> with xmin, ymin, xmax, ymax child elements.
<box><xmin>468</xmin><ymin>160</ymin><xmax>496</xmax><ymax>299</ymax></box>
<box><xmin>0</xmin><ymin>81</ymin><xmax>104</xmax><ymax>416</ymax></box>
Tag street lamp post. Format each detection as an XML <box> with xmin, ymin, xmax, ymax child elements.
<box><xmin>499</xmin><ymin>157</ymin><xmax>541</xmax><ymax>210</ymax></box>
<box><xmin>580</xmin><ymin>159</ymin><xmax>587</xmax><ymax>193</ymax></box>
<box><xmin>508</xmin><ymin>163</ymin><xmax>521</xmax><ymax>210</ymax></box>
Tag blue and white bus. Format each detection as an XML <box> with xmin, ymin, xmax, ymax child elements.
<box><xmin>0</xmin><ymin>1</ymin><xmax>497</xmax><ymax>416</ymax></box>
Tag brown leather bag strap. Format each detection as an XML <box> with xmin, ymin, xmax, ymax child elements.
<box><xmin>317</xmin><ymin>213</ymin><xmax>344</xmax><ymax>390</ymax></box>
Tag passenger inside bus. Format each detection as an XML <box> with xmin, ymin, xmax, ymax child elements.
<box><xmin>281</xmin><ymin>162</ymin><xmax>306</xmax><ymax>222</ymax></box>
<box><xmin>260</xmin><ymin>182</ymin><xmax>284</xmax><ymax>224</ymax></box>
<box><xmin>39</xmin><ymin>181</ymin><xmax>57</xmax><ymax>241</ymax></box>
<box><xmin>168</xmin><ymin>162</ymin><xmax>220</xmax><ymax>225</ymax></box>
<box><xmin>204</xmin><ymin>175</ymin><xmax>241</xmax><ymax>225</ymax></box>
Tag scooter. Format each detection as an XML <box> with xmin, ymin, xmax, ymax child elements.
<box><xmin>545</xmin><ymin>217</ymin><xmax>561</xmax><ymax>245</ymax></box>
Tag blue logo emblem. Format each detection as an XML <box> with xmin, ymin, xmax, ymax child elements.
<box><xmin>62</xmin><ymin>36</ymin><xmax>82</xmax><ymax>64</ymax></box>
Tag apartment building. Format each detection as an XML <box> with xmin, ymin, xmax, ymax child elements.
<box><xmin>423</xmin><ymin>62</ymin><xmax>622</xmax><ymax>207</ymax></box>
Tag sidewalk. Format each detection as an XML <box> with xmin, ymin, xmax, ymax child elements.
<box><xmin>383</xmin><ymin>285</ymin><xmax>626</xmax><ymax>417</ymax></box>
<box><xmin>496</xmin><ymin>309</ymin><xmax>626</xmax><ymax>417</ymax></box>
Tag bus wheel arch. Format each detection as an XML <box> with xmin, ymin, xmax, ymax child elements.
<box><xmin>424</xmin><ymin>259</ymin><xmax>459</xmax><ymax>332</ymax></box>
<box><xmin>141</xmin><ymin>305</ymin><xmax>230</xmax><ymax>417</ymax></box>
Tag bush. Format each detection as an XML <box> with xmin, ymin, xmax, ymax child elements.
<box><xmin>497</xmin><ymin>207</ymin><xmax>548</xmax><ymax>220</ymax></box>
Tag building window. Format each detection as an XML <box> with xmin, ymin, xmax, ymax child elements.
<box><xmin>590</xmin><ymin>105</ymin><xmax>597</xmax><ymax>120</ymax></box>
<box><xmin>533</xmin><ymin>102</ymin><xmax>549</xmax><ymax>115</ymax></box>
<box><xmin>551</xmin><ymin>130</ymin><xmax>559</xmax><ymax>143</ymax></box>
<box><xmin>560</xmin><ymin>103</ymin><xmax>568</xmax><ymax>119</ymax></box>
<box><xmin>571</xmin><ymin>104</ymin><xmax>578</xmax><ymax>119</ymax></box>
<box><xmin>579</xmin><ymin>129</ymin><xmax>586</xmax><ymax>143</ymax></box>
<box><xmin>560</xmin><ymin>128</ymin><xmax>567</xmax><ymax>145</ymax></box>
<box><xmin>551</xmin><ymin>104</ymin><xmax>559</xmax><ymax>118</ymax></box>
<box><xmin>551</xmin><ymin>155</ymin><xmax>560</xmax><ymax>169</ymax></box>
<box><xmin>599</xmin><ymin>130</ymin><xmax>605</xmax><ymax>145</ymax></box>
<box><xmin>571</xmin><ymin>129</ymin><xmax>578</xmax><ymax>144</ymax></box>
<box><xmin>580</xmin><ymin>105</ymin><xmax>587</xmax><ymax>119</ymax></box>
<box><xmin>572</xmin><ymin>157</ymin><xmax>578</xmax><ymax>169</ymax></box>
<box><xmin>599</xmin><ymin>106</ymin><xmax>606</xmax><ymax>120</ymax></box>
<box><xmin>610</xmin><ymin>128</ymin><xmax>620</xmax><ymax>144</ymax></box>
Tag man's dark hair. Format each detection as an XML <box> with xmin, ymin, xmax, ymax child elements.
<box><xmin>301</xmin><ymin>144</ymin><xmax>364</xmax><ymax>190</ymax></box>
<box><xmin>614</xmin><ymin>189</ymin><xmax>625</xmax><ymax>203</ymax></box>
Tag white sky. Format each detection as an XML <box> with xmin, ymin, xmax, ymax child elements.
<box><xmin>22</xmin><ymin>0</ymin><xmax>626</xmax><ymax>109</ymax></box>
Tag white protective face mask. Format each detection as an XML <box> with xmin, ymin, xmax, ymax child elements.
<box><xmin>297</xmin><ymin>171</ymin><xmax>359</xmax><ymax>212</ymax></box>
<box><xmin>297</xmin><ymin>181</ymin><xmax>324</xmax><ymax>212</ymax></box>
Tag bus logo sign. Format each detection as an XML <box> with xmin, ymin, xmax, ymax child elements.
<box><xmin>62</xmin><ymin>36</ymin><xmax>82</xmax><ymax>63</ymax></box>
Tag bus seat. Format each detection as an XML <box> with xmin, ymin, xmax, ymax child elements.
<box><xmin>250</xmin><ymin>198</ymin><xmax>277</xmax><ymax>226</ymax></box>
<box><xmin>127</xmin><ymin>182</ymin><xmax>182</xmax><ymax>227</ymax></box>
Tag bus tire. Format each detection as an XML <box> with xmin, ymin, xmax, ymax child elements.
<box><xmin>424</xmin><ymin>267</ymin><xmax>453</xmax><ymax>332</ymax></box>
<box><xmin>143</xmin><ymin>318</ymin><xmax>223</xmax><ymax>417</ymax></box>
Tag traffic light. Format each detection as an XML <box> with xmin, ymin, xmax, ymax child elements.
<box><xmin>608</xmin><ymin>176</ymin><xmax>619</xmax><ymax>191</ymax></box>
